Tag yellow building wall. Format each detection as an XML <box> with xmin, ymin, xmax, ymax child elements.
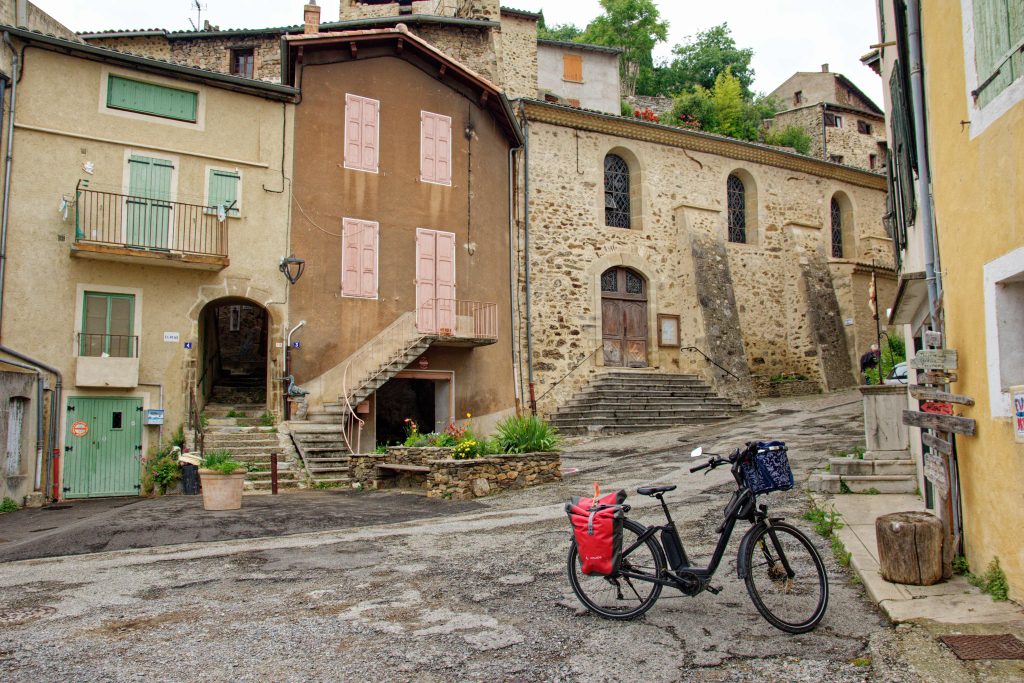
<box><xmin>923</xmin><ymin>2</ymin><xmax>1024</xmax><ymax>598</ymax></box>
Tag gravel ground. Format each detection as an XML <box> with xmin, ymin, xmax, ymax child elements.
<box><xmin>0</xmin><ymin>391</ymin><xmax>932</xmax><ymax>681</ymax></box>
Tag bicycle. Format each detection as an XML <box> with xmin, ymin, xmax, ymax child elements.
<box><xmin>566</xmin><ymin>443</ymin><xmax>829</xmax><ymax>634</ymax></box>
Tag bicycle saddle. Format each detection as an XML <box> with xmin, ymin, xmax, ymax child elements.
<box><xmin>637</xmin><ymin>485</ymin><xmax>677</xmax><ymax>496</ymax></box>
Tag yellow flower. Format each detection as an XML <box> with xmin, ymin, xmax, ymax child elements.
<box><xmin>466</xmin><ymin>412</ymin><xmax>472</xmax><ymax>418</ymax></box>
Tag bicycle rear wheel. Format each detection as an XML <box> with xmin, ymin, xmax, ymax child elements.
<box><xmin>743</xmin><ymin>521</ymin><xmax>829</xmax><ymax>633</ymax></box>
<box><xmin>567</xmin><ymin>518</ymin><xmax>665</xmax><ymax>620</ymax></box>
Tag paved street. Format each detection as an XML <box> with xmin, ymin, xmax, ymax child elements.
<box><xmin>0</xmin><ymin>391</ymin><xmax>1008</xmax><ymax>681</ymax></box>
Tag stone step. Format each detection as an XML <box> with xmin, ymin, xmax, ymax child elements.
<box><xmin>204</xmin><ymin>436</ymin><xmax>282</xmax><ymax>447</ymax></box>
<box><xmin>309</xmin><ymin>476</ymin><xmax>353</xmax><ymax>487</ymax></box>
<box><xmin>207</xmin><ymin>417</ymin><xmax>265</xmax><ymax>428</ymax></box>
<box><xmin>305</xmin><ymin>413</ymin><xmax>345</xmax><ymax>424</ymax></box>
<box><xmin>551</xmin><ymin>408</ymin><xmax>740</xmax><ymax>421</ymax></box>
<box><xmin>565</xmin><ymin>392</ymin><xmax>728</xmax><ymax>403</ymax></box>
<box><xmin>246</xmin><ymin>470</ymin><xmax>301</xmax><ymax>481</ymax></box>
<box><xmin>808</xmin><ymin>473</ymin><xmax>918</xmax><ymax>495</ymax></box>
<box><xmin>829</xmin><ymin>458</ymin><xmax>916</xmax><ymax>477</ymax></box>
<box><xmin>244</xmin><ymin>480</ymin><xmax>307</xmax><ymax>493</ymax></box>
<box><xmin>554</xmin><ymin>417</ymin><xmax>734</xmax><ymax>435</ymax></box>
<box><xmin>307</xmin><ymin>466</ymin><xmax>350</xmax><ymax>474</ymax></box>
<box><xmin>556</xmin><ymin>400</ymin><xmax>741</xmax><ymax>414</ymax></box>
<box><xmin>288</xmin><ymin>422</ymin><xmax>348</xmax><ymax>434</ymax></box>
<box><xmin>202</xmin><ymin>445</ymin><xmax>288</xmax><ymax>456</ymax></box>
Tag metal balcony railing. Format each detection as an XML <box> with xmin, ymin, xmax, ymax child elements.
<box><xmin>77</xmin><ymin>333</ymin><xmax>139</xmax><ymax>358</ymax></box>
<box><xmin>419</xmin><ymin>299</ymin><xmax>498</xmax><ymax>339</ymax></box>
<box><xmin>74</xmin><ymin>186</ymin><xmax>229</xmax><ymax>257</ymax></box>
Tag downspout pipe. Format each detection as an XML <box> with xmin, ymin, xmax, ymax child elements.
<box><xmin>0</xmin><ymin>345</ymin><xmax>62</xmax><ymax>494</ymax></box>
<box><xmin>0</xmin><ymin>32</ymin><xmax>19</xmax><ymax>341</ymax></box>
<box><xmin>907</xmin><ymin>0</ymin><xmax>941</xmax><ymax>331</ymax></box>
<box><xmin>507</xmin><ymin>143</ymin><xmax>523</xmax><ymax>406</ymax></box>
<box><xmin>518</xmin><ymin>103</ymin><xmax>536</xmax><ymax>415</ymax></box>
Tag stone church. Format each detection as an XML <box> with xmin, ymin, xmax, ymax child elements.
<box><xmin>83</xmin><ymin>0</ymin><xmax>895</xmax><ymax>430</ymax></box>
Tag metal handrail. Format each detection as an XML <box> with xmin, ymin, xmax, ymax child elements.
<box><xmin>535</xmin><ymin>345</ymin><xmax>600</xmax><ymax>403</ymax></box>
<box><xmin>76</xmin><ymin>333</ymin><xmax>139</xmax><ymax>358</ymax></box>
<box><xmin>188</xmin><ymin>387</ymin><xmax>205</xmax><ymax>455</ymax></box>
<box><xmin>680</xmin><ymin>346</ymin><xmax>740</xmax><ymax>381</ymax></box>
<box><xmin>74</xmin><ymin>185</ymin><xmax>229</xmax><ymax>257</ymax></box>
<box><xmin>421</xmin><ymin>298</ymin><xmax>498</xmax><ymax>339</ymax></box>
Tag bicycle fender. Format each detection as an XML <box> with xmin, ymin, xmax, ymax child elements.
<box><xmin>735</xmin><ymin>522</ymin><xmax>769</xmax><ymax>580</ymax></box>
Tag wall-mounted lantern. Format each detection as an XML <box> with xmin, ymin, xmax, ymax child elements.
<box><xmin>279</xmin><ymin>255</ymin><xmax>306</xmax><ymax>285</ymax></box>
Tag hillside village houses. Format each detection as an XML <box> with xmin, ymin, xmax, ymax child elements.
<box><xmin>0</xmin><ymin>0</ymin><xmax>895</xmax><ymax>502</ymax></box>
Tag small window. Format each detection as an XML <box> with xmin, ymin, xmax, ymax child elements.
<box><xmin>107</xmin><ymin>75</ymin><xmax>197</xmax><ymax>123</ymax></box>
<box><xmin>727</xmin><ymin>174</ymin><xmax>746</xmax><ymax>243</ymax></box>
<box><xmin>869</xmin><ymin>153</ymin><xmax>878</xmax><ymax>170</ymax></box>
<box><xmin>81</xmin><ymin>292</ymin><xmax>135</xmax><ymax>358</ymax></box>
<box><xmin>563</xmin><ymin>54</ymin><xmax>583</xmax><ymax>82</ymax></box>
<box><xmin>111</xmin><ymin>411</ymin><xmax>124</xmax><ymax>430</ymax></box>
<box><xmin>230</xmin><ymin>48</ymin><xmax>255</xmax><ymax>79</ymax></box>
<box><xmin>342</xmin><ymin>218</ymin><xmax>379</xmax><ymax>298</ymax></box>
<box><xmin>830</xmin><ymin>154</ymin><xmax>845</xmax><ymax>164</ymax></box>
<box><xmin>831</xmin><ymin>197</ymin><xmax>844</xmax><ymax>258</ymax></box>
<box><xmin>420</xmin><ymin>111</ymin><xmax>452</xmax><ymax>185</ymax></box>
<box><xmin>345</xmin><ymin>94</ymin><xmax>380</xmax><ymax>173</ymax></box>
<box><xmin>567</xmin><ymin>98</ymin><xmax>581</xmax><ymax>108</ymax></box>
<box><xmin>207</xmin><ymin>169</ymin><xmax>240</xmax><ymax>217</ymax></box>
<box><xmin>857</xmin><ymin>120</ymin><xmax>873</xmax><ymax>134</ymax></box>
<box><xmin>824</xmin><ymin>112</ymin><xmax>844</xmax><ymax>128</ymax></box>
<box><xmin>604</xmin><ymin>154</ymin><xmax>631</xmax><ymax>228</ymax></box>
<box><xmin>794</xmin><ymin>91</ymin><xmax>803</xmax><ymax>105</ymax></box>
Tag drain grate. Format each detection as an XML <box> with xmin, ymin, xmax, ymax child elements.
<box><xmin>940</xmin><ymin>634</ymin><xmax>1024</xmax><ymax>660</ymax></box>
<box><xmin>0</xmin><ymin>606</ymin><xmax>57</xmax><ymax>626</ymax></box>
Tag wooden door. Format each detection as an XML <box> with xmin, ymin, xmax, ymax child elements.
<box><xmin>601</xmin><ymin>267</ymin><xmax>648</xmax><ymax>367</ymax></box>
<box><xmin>64</xmin><ymin>397</ymin><xmax>142</xmax><ymax>498</ymax></box>
<box><xmin>416</xmin><ymin>229</ymin><xmax>456</xmax><ymax>334</ymax></box>
<box><xmin>126</xmin><ymin>154</ymin><xmax>172</xmax><ymax>249</ymax></box>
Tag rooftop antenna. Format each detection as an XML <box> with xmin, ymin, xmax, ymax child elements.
<box><xmin>188</xmin><ymin>0</ymin><xmax>208</xmax><ymax>31</ymax></box>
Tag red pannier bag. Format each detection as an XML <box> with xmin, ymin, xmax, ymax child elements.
<box><xmin>566</xmin><ymin>490</ymin><xmax>627</xmax><ymax>576</ymax></box>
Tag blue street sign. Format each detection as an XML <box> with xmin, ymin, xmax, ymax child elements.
<box><xmin>292</xmin><ymin>341</ymin><xmax>301</xmax><ymax>349</ymax></box>
<box><xmin>184</xmin><ymin>342</ymin><xmax>194</xmax><ymax>350</ymax></box>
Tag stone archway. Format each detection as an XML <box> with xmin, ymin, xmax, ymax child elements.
<box><xmin>197</xmin><ymin>297</ymin><xmax>271</xmax><ymax>406</ymax></box>
<box><xmin>600</xmin><ymin>266</ymin><xmax>649</xmax><ymax>367</ymax></box>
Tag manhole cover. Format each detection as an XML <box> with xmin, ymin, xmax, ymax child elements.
<box><xmin>0</xmin><ymin>606</ymin><xmax>57</xmax><ymax>626</ymax></box>
<box><xmin>940</xmin><ymin>634</ymin><xmax>1024</xmax><ymax>660</ymax></box>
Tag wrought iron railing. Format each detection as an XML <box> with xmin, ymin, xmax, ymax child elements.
<box><xmin>74</xmin><ymin>185</ymin><xmax>229</xmax><ymax>257</ymax></box>
<box><xmin>420</xmin><ymin>298</ymin><xmax>498</xmax><ymax>339</ymax></box>
<box><xmin>77</xmin><ymin>333</ymin><xmax>139</xmax><ymax>358</ymax></box>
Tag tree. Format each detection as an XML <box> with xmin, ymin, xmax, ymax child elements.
<box><xmin>647</xmin><ymin>23</ymin><xmax>755</xmax><ymax>97</ymax></box>
<box><xmin>537</xmin><ymin>12</ymin><xmax>584</xmax><ymax>42</ymax></box>
<box><xmin>582</xmin><ymin>0</ymin><xmax>668</xmax><ymax>97</ymax></box>
<box><xmin>765</xmin><ymin>125</ymin><xmax>813</xmax><ymax>155</ymax></box>
<box><xmin>663</xmin><ymin>69</ymin><xmax>779</xmax><ymax>142</ymax></box>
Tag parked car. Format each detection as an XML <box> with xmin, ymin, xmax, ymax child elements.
<box><xmin>884</xmin><ymin>361</ymin><xmax>909</xmax><ymax>385</ymax></box>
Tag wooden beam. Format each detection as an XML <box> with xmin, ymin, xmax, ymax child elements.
<box><xmin>903</xmin><ymin>410</ymin><xmax>976</xmax><ymax>436</ymax></box>
<box><xmin>350</xmin><ymin>41</ymin><xmax>358</xmax><ymax>59</ymax></box>
<box><xmin>910</xmin><ymin>387</ymin><xmax>975</xmax><ymax>406</ymax></box>
<box><xmin>922</xmin><ymin>432</ymin><xmax>953</xmax><ymax>455</ymax></box>
<box><xmin>923</xmin><ymin>371</ymin><xmax>958</xmax><ymax>385</ymax></box>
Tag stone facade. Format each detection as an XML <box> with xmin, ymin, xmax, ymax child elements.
<box><xmin>517</xmin><ymin>102</ymin><xmax>893</xmax><ymax>414</ymax></box>
<box><xmin>626</xmin><ymin>95</ymin><xmax>674</xmax><ymax>118</ymax></box>
<box><xmin>498</xmin><ymin>12</ymin><xmax>539</xmax><ymax>101</ymax></box>
<box><xmin>340</xmin><ymin>1</ymin><xmax>501</xmax><ymax>22</ymax></box>
<box><xmin>767</xmin><ymin>104</ymin><xmax>887</xmax><ymax>171</ymax></box>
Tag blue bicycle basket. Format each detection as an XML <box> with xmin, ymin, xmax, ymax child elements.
<box><xmin>740</xmin><ymin>441</ymin><xmax>794</xmax><ymax>494</ymax></box>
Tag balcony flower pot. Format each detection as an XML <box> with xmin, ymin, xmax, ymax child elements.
<box><xmin>198</xmin><ymin>468</ymin><xmax>246</xmax><ymax>510</ymax></box>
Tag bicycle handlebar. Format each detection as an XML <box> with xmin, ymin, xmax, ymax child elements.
<box><xmin>688</xmin><ymin>448</ymin><xmax>744</xmax><ymax>474</ymax></box>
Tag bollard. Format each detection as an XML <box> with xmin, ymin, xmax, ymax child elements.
<box><xmin>270</xmin><ymin>452</ymin><xmax>279</xmax><ymax>495</ymax></box>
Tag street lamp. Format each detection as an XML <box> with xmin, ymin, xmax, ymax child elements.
<box><xmin>279</xmin><ymin>255</ymin><xmax>305</xmax><ymax>285</ymax></box>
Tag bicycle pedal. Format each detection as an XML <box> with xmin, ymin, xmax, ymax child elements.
<box><xmin>706</xmin><ymin>585</ymin><xmax>722</xmax><ymax>595</ymax></box>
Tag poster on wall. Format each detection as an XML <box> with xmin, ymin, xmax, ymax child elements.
<box><xmin>1013</xmin><ymin>386</ymin><xmax>1024</xmax><ymax>444</ymax></box>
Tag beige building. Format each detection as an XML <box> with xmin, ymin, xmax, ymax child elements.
<box><xmin>0</xmin><ymin>27</ymin><xmax>295</xmax><ymax>500</ymax></box>
<box><xmin>536</xmin><ymin>39</ymin><xmax>622</xmax><ymax>113</ymax></box>
<box><xmin>767</xmin><ymin>66</ymin><xmax>887</xmax><ymax>171</ymax></box>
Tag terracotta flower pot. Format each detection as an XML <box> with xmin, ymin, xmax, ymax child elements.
<box><xmin>198</xmin><ymin>468</ymin><xmax>246</xmax><ymax>511</ymax></box>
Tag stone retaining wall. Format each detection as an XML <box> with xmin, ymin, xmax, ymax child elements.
<box><xmin>752</xmin><ymin>375</ymin><xmax>823</xmax><ymax>398</ymax></box>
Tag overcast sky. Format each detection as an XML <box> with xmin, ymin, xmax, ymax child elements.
<box><xmin>31</xmin><ymin>0</ymin><xmax>884</xmax><ymax>106</ymax></box>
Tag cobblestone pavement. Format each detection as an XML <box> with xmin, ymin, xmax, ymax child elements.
<box><xmin>0</xmin><ymin>391</ymin><xmax>996</xmax><ymax>681</ymax></box>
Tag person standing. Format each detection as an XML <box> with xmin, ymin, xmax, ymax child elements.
<box><xmin>860</xmin><ymin>343</ymin><xmax>880</xmax><ymax>384</ymax></box>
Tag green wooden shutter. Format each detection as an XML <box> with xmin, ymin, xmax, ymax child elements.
<box><xmin>973</xmin><ymin>0</ymin><xmax>1023</xmax><ymax>107</ymax></box>
<box><xmin>107</xmin><ymin>75</ymin><xmax>198</xmax><ymax>123</ymax></box>
<box><xmin>81</xmin><ymin>293</ymin><xmax>135</xmax><ymax>358</ymax></box>
<box><xmin>208</xmin><ymin>170</ymin><xmax>240</xmax><ymax>216</ymax></box>
<box><xmin>126</xmin><ymin>155</ymin><xmax>172</xmax><ymax>249</ymax></box>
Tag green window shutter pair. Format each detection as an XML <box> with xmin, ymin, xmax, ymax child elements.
<box><xmin>973</xmin><ymin>0</ymin><xmax>1024</xmax><ymax>107</ymax></box>
<box><xmin>81</xmin><ymin>293</ymin><xmax>135</xmax><ymax>358</ymax></box>
<box><xmin>208</xmin><ymin>170</ymin><xmax>240</xmax><ymax>216</ymax></box>
<box><xmin>107</xmin><ymin>75</ymin><xmax>198</xmax><ymax>123</ymax></box>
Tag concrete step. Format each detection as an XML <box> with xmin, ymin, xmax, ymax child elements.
<box><xmin>288</xmin><ymin>422</ymin><xmax>347</xmax><ymax>434</ymax></box>
<box><xmin>829</xmin><ymin>458</ymin><xmax>916</xmax><ymax>477</ymax></box>
<box><xmin>202</xmin><ymin>445</ymin><xmax>289</xmax><ymax>456</ymax></box>
<box><xmin>554</xmin><ymin>417</ymin><xmax>734</xmax><ymax>435</ymax></box>
<box><xmin>204</xmin><ymin>436</ymin><xmax>282</xmax><ymax>448</ymax></box>
<box><xmin>550</xmin><ymin>413</ymin><xmax>735</xmax><ymax>425</ymax></box>
<box><xmin>808</xmin><ymin>473</ymin><xmax>918</xmax><ymax>495</ymax></box>
<box><xmin>563</xmin><ymin>394</ymin><xmax>730</xmax><ymax>406</ymax></box>
<box><xmin>552</xmin><ymin>407</ymin><xmax>742</xmax><ymax>419</ymax></box>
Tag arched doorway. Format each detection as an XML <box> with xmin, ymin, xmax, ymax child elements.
<box><xmin>600</xmin><ymin>267</ymin><xmax>648</xmax><ymax>368</ymax></box>
<box><xmin>198</xmin><ymin>298</ymin><xmax>270</xmax><ymax>406</ymax></box>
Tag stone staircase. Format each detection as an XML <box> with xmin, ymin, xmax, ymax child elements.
<box><xmin>808</xmin><ymin>453</ymin><xmax>917</xmax><ymax>494</ymax></box>
<box><xmin>202</xmin><ymin>400</ymin><xmax>305</xmax><ymax>493</ymax></box>
<box><xmin>286</xmin><ymin>420</ymin><xmax>353</xmax><ymax>488</ymax></box>
<box><xmin>549</xmin><ymin>371</ymin><xmax>746</xmax><ymax>436</ymax></box>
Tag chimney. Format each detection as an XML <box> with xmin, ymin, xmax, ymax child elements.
<box><xmin>821</xmin><ymin>63</ymin><xmax>829</xmax><ymax>73</ymax></box>
<box><xmin>304</xmin><ymin>1</ymin><xmax>321</xmax><ymax>35</ymax></box>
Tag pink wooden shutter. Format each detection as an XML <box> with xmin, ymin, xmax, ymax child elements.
<box><xmin>342</xmin><ymin>218</ymin><xmax>361</xmax><ymax>296</ymax></box>
<box><xmin>359</xmin><ymin>221</ymin><xmax>378</xmax><ymax>298</ymax></box>
<box><xmin>435</xmin><ymin>114</ymin><xmax>452</xmax><ymax>185</ymax></box>
<box><xmin>361</xmin><ymin>98</ymin><xmax>379</xmax><ymax>172</ymax></box>
<box><xmin>421</xmin><ymin>112</ymin><xmax>436</xmax><ymax>182</ymax></box>
<box><xmin>345</xmin><ymin>94</ymin><xmax>363</xmax><ymax>170</ymax></box>
<box><xmin>435</xmin><ymin>231</ymin><xmax>456</xmax><ymax>332</ymax></box>
<box><xmin>416</xmin><ymin>230</ymin><xmax>436</xmax><ymax>332</ymax></box>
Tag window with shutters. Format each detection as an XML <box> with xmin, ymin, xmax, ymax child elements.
<box><xmin>206</xmin><ymin>168</ymin><xmax>241</xmax><ymax>217</ymax></box>
<box><xmin>80</xmin><ymin>292</ymin><xmax>136</xmax><ymax>358</ymax></box>
<box><xmin>106</xmin><ymin>75</ymin><xmax>198</xmax><ymax>123</ymax></box>
<box><xmin>971</xmin><ymin>0</ymin><xmax>1024</xmax><ymax>108</ymax></box>
<box><xmin>857</xmin><ymin>120</ymin><xmax>873</xmax><ymax>134</ymax></box>
<box><xmin>344</xmin><ymin>94</ymin><xmax>380</xmax><ymax>173</ymax></box>
<box><xmin>230</xmin><ymin>48</ymin><xmax>255</xmax><ymax>78</ymax></box>
<box><xmin>420</xmin><ymin>111</ymin><xmax>452</xmax><ymax>185</ymax></box>
<box><xmin>563</xmin><ymin>54</ymin><xmax>584</xmax><ymax>82</ymax></box>
<box><xmin>341</xmin><ymin>218</ymin><xmax>379</xmax><ymax>299</ymax></box>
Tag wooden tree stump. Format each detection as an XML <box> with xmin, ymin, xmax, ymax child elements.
<box><xmin>876</xmin><ymin>511</ymin><xmax>944</xmax><ymax>585</ymax></box>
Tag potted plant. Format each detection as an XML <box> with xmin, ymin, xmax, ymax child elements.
<box><xmin>199</xmin><ymin>450</ymin><xmax>246</xmax><ymax>511</ymax></box>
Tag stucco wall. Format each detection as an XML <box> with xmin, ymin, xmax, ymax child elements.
<box><xmin>537</xmin><ymin>44</ymin><xmax>620</xmax><ymax>114</ymax></box>
<box><xmin>288</xmin><ymin>52</ymin><xmax>516</xmax><ymax>426</ymax></box>
<box><xmin>922</xmin><ymin>1</ymin><xmax>1024</xmax><ymax>599</ymax></box>
<box><xmin>0</xmin><ymin>46</ymin><xmax>293</xmax><ymax>471</ymax></box>
<box><xmin>0</xmin><ymin>368</ymin><xmax>40</xmax><ymax>504</ymax></box>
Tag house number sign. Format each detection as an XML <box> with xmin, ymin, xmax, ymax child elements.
<box><xmin>71</xmin><ymin>421</ymin><xmax>89</xmax><ymax>438</ymax></box>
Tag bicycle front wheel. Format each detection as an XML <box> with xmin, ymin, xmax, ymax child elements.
<box><xmin>743</xmin><ymin>521</ymin><xmax>829</xmax><ymax>633</ymax></box>
<box><xmin>567</xmin><ymin>518</ymin><xmax>665</xmax><ymax>620</ymax></box>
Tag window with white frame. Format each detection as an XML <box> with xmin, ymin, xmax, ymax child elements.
<box><xmin>984</xmin><ymin>246</ymin><xmax>1024</xmax><ymax>417</ymax></box>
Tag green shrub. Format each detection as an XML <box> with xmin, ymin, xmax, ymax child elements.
<box><xmin>201</xmin><ymin>450</ymin><xmax>243</xmax><ymax>475</ymax></box>
<box><xmin>373</xmin><ymin>444</ymin><xmax>389</xmax><ymax>455</ymax></box>
<box><xmin>952</xmin><ymin>555</ymin><xmax>970</xmax><ymax>576</ymax></box>
<box><xmin>0</xmin><ymin>496</ymin><xmax>19</xmax><ymax>513</ymax></box>
<box><xmin>865</xmin><ymin>332</ymin><xmax>907</xmax><ymax>385</ymax></box>
<box><xmin>142</xmin><ymin>442</ymin><xmax>181</xmax><ymax>495</ymax></box>
<box><xmin>769</xmin><ymin>373</ymin><xmax>809</xmax><ymax>383</ymax></box>
<box><xmin>802</xmin><ymin>507</ymin><xmax>844</xmax><ymax>537</ymax></box>
<box><xmin>967</xmin><ymin>557</ymin><xmax>1009</xmax><ymax>601</ymax></box>
<box><xmin>620</xmin><ymin>99</ymin><xmax>634</xmax><ymax>117</ymax></box>
<box><xmin>764</xmin><ymin>125</ymin><xmax>812</xmax><ymax>155</ymax></box>
<box><xmin>169</xmin><ymin>424</ymin><xmax>186</xmax><ymax>449</ymax></box>
<box><xmin>831</xmin><ymin>535</ymin><xmax>852</xmax><ymax>567</ymax></box>
<box><xmin>259</xmin><ymin>411</ymin><xmax>276</xmax><ymax>427</ymax></box>
<box><xmin>494</xmin><ymin>415</ymin><xmax>560</xmax><ymax>453</ymax></box>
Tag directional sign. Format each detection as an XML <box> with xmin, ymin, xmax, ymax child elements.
<box><xmin>910</xmin><ymin>349</ymin><xmax>958</xmax><ymax>371</ymax></box>
<box><xmin>924</xmin><ymin>452</ymin><xmax>948</xmax><ymax>491</ymax></box>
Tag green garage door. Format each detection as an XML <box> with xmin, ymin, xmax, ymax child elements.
<box><xmin>64</xmin><ymin>397</ymin><xmax>142</xmax><ymax>498</ymax></box>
